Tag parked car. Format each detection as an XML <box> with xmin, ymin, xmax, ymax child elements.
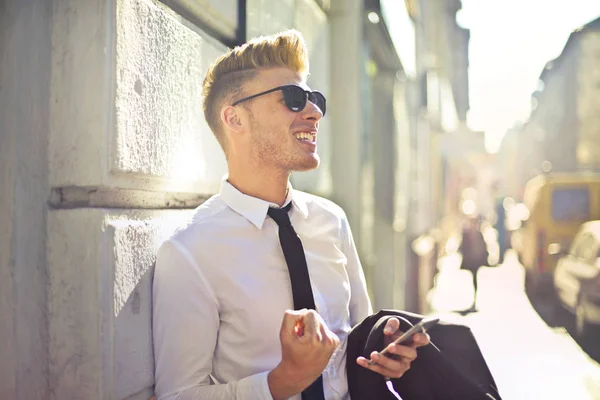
<box><xmin>518</xmin><ymin>173</ymin><xmax>600</xmax><ymax>296</ymax></box>
<box><xmin>553</xmin><ymin>221</ymin><xmax>600</xmax><ymax>338</ymax></box>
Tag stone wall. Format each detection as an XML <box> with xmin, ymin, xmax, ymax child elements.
<box><xmin>47</xmin><ymin>210</ymin><xmax>192</xmax><ymax>399</ymax></box>
<box><xmin>0</xmin><ymin>1</ymin><xmax>52</xmax><ymax>399</ymax></box>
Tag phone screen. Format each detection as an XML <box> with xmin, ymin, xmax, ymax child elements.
<box><xmin>367</xmin><ymin>317</ymin><xmax>439</xmax><ymax>365</ymax></box>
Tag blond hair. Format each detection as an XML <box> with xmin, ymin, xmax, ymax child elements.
<box><xmin>202</xmin><ymin>30</ymin><xmax>310</xmax><ymax>151</ymax></box>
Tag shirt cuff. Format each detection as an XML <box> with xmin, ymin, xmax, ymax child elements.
<box><xmin>237</xmin><ymin>370</ymin><xmax>274</xmax><ymax>400</ymax></box>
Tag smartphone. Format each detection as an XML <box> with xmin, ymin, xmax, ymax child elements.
<box><xmin>368</xmin><ymin>317</ymin><xmax>439</xmax><ymax>365</ymax></box>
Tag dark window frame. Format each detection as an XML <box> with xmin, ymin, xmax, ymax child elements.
<box><xmin>161</xmin><ymin>0</ymin><xmax>247</xmax><ymax>48</ymax></box>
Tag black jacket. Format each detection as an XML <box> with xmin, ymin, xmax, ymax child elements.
<box><xmin>346</xmin><ymin>310</ymin><xmax>501</xmax><ymax>400</ymax></box>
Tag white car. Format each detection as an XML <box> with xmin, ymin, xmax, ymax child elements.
<box><xmin>553</xmin><ymin>221</ymin><xmax>600</xmax><ymax>338</ymax></box>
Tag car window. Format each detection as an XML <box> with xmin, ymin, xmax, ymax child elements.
<box><xmin>551</xmin><ymin>187</ymin><xmax>590</xmax><ymax>222</ymax></box>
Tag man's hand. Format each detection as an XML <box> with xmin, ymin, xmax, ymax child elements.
<box><xmin>268</xmin><ymin>309</ymin><xmax>339</xmax><ymax>400</ymax></box>
<box><xmin>356</xmin><ymin>317</ymin><xmax>430</xmax><ymax>379</ymax></box>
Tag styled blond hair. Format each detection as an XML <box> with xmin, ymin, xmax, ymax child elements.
<box><xmin>202</xmin><ymin>30</ymin><xmax>310</xmax><ymax>151</ymax></box>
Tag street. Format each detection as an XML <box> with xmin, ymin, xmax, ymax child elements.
<box><xmin>428</xmin><ymin>250</ymin><xmax>600</xmax><ymax>400</ymax></box>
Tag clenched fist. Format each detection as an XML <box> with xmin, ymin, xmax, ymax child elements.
<box><xmin>268</xmin><ymin>309</ymin><xmax>339</xmax><ymax>400</ymax></box>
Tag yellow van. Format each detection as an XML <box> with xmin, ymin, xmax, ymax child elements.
<box><xmin>519</xmin><ymin>173</ymin><xmax>600</xmax><ymax>294</ymax></box>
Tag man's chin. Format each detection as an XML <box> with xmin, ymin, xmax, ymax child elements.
<box><xmin>292</xmin><ymin>155</ymin><xmax>320</xmax><ymax>172</ymax></box>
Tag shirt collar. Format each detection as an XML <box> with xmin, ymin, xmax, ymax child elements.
<box><xmin>219</xmin><ymin>176</ymin><xmax>309</xmax><ymax>229</ymax></box>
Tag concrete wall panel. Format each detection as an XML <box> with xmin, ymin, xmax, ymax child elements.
<box><xmin>114</xmin><ymin>0</ymin><xmax>227</xmax><ymax>194</ymax></box>
<box><xmin>48</xmin><ymin>209</ymin><xmax>193</xmax><ymax>399</ymax></box>
<box><xmin>50</xmin><ymin>0</ymin><xmax>228</xmax><ymax>194</ymax></box>
<box><xmin>0</xmin><ymin>1</ymin><xmax>51</xmax><ymax>398</ymax></box>
<box><xmin>50</xmin><ymin>0</ymin><xmax>110</xmax><ymax>188</ymax></box>
<box><xmin>329</xmin><ymin>0</ymin><xmax>364</xmax><ymax>247</ymax></box>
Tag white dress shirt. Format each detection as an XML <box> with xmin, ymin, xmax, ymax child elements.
<box><xmin>152</xmin><ymin>179</ymin><xmax>372</xmax><ymax>400</ymax></box>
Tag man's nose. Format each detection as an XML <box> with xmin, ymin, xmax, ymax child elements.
<box><xmin>302</xmin><ymin>99</ymin><xmax>323</xmax><ymax>121</ymax></box>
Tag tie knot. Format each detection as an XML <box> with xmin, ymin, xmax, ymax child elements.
<box><xmin>267</xmin><ymin>202</ymin><xmax>293</xmax><ymax>227</ymax></box>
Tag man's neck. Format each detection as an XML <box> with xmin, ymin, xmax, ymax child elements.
<box><xmin>227</xmin><ymin>167</ymin><xmax>291</xmax><ymax>207</ymax></box>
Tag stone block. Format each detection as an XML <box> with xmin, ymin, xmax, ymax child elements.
<box><xmin>50</xmin><ymin>0</ymin><xmax>228</xmax><ymax>194</ymax></box>
<box><xmin>50</xmin><ymin>0</ymin><xmax>109</xmax><ymax>188</ymax></box>
<box><xmin>48</xmin><ymin>209</ymin><xmax>193</xmax><ymax>400</ymax></box>
<box><xmin>114</xmin><ymin>0</ymin><xmax>227</xmax><ymax>193</ymax></box>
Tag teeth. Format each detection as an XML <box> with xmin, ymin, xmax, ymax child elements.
<box><xmin>294</xmin><ymin>132</ymin><xmax>316</xmax><ymax>142</ymax></box>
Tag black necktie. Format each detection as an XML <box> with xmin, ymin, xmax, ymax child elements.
<box><xmin>268</xmin><ymin>203</ymin><xmax>326</xmax><ymax>400</ymax></box>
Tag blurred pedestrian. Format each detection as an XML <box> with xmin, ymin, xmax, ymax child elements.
<box><xmin>459</xmin><ymin>216</ymin><xmax>489</xmax><ymax>311</ymax></box>
<box><xmin>494</xmin><ymin>199</ymin><xmax>507</xmax><ymax>264</ymax></box>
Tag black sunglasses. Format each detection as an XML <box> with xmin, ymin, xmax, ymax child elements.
<box><xmin>231</xmin><ymin>84</ymin><xmax>326</xmax><ymax>116</ymax></box>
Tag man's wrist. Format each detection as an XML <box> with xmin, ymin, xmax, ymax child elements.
<box><xmin>267</xmin><ymin>362</ymin><xmax>313</xmax><ymax>400</ymax></box>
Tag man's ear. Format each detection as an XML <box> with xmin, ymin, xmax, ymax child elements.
<box><xmin>221</xmin><ymin>105</ymin><xmax>245</xmax><ymax>134</ymax></box>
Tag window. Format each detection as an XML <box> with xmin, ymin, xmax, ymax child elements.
<box><xmin>551</xmin><ymin>187</ymin><xmax>590</xmax><ymax>222</ymax></box>
<box><xmin>167</xmin><ymin>0</ymin><xmax>241</xmax><ymax>45</ymax></box>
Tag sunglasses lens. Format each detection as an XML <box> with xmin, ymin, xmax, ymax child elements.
<box><xmin>309</xmin><ymin>92</ymin><xmax>326</xmax><ymax>116</ymax></box>
<box><xmin>282</xmin><ymin>86</ymin><xmax>327</xmax><ymax>116</ymax></box>
<box><xmin>282</xmin><ymin>86</ymin><xmax>308</xmax><ymax>112</ymax></box>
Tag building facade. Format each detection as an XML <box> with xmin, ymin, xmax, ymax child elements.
<box><xmin>399</xmin><ymin>0</ymin><xmax>470</xmax><ymax>310</ymax></box>
<box><xmin>498</xmin><ymin>17</ymin><xmax>600</xmax><ymax>201</ymax></box>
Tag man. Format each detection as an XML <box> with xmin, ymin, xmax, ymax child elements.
<box><xmin>152</xmin><ymin>30</ymin><xmax>429</xmax><ymax>400</ymax></box>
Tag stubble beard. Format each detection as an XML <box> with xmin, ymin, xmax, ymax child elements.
<box><xmin>249</xmin><ymin>119</ymin><xmax>320</xmax><ymax>173</ymax></box>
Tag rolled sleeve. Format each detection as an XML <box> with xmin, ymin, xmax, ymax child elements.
<box><xmin>159</xmin><ymin>370</ymin><xmax>274</xmax><ymax>400</ymax></box>
<box><xmin>236</xmin><ymin>370</ymin><xmax>274</xmax><ymax>399</ymax></box>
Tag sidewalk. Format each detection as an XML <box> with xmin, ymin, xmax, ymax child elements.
<box><xmin>427</xmin><ymin>251</ymin><xmax>600</xmax><ymax>400</ymax></box>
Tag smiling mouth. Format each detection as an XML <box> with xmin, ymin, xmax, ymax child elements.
<box><xmin>294</xmin><ymin>132</ymin><xmax>317</xmax><ymax>143</ymax></box>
